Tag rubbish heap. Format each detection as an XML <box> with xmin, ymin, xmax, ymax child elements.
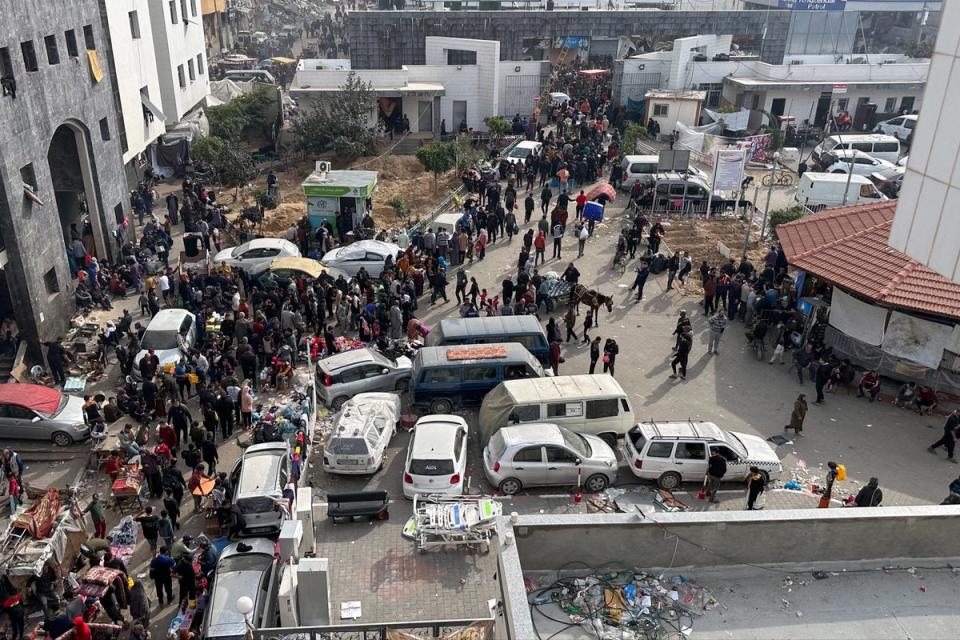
<box><xmin>526</xmin><ymin>569</ymin><xmax>718</xmax><ymax>639</ymax></box>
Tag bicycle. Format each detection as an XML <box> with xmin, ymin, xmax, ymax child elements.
<box><xmin>761</xmin><ymin>169</ymin><xmax>796</xmax><ymax>187</ymax></box>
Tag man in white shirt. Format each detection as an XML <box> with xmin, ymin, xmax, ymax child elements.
<box><xmin>157</xmin><ymin>272</ymin><xmax>171</xmax><ymax>305</ymax></box>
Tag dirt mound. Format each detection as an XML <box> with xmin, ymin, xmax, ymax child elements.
<box><xmin>663</xmin><ymin>218</ymin><xmax>766</xmax><ymax>295</ymax></box>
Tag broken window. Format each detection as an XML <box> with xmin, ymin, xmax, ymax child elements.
<box><xmin>99</xmin><ymin>117</ymin><xmax>110</xmax><ymax>141</ymax></box>
<box><xmin>129</xmin><ymin>11</ymin><xmax>141</xmax><ymax>39</ymax></box>
<box><xmin>177</xmin><ymin>65</ymin><xmax>185</xmax><ymax>88</ymax></box>
<box><xmin>83</xmin><ymin>25</ymin><xmax>95</xmax><ymax>50</ymax></box>
<box><xmin>64</xmin><ymin>30</ymin><xmax>78</xmax><ymax>57</ymax></box>
<box><xmin>0</xmin><ymin>47</ymin><xmax>14</xmax><ymax>99</ymax></box>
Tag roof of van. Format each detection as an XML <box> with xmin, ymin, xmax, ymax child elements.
<box><xmin>622</xmin><ymin>155</ymin><xmax>658</xmax><ymax>162</ymax></box>
<box><xmin>435</xmin><ymin>316</ymin><xmax>545</xmax><ymax>340</ymax></box>
<box><xmin>415</xmin><ymin>343</ymin><xmax>538</xmax><ymax>367</ymax></box>
<box><xmin>823</xmin><ymin>133</ymin><xmax>899</xmax><ymax>142</ymax></box>
<box><xmin>635</xmin><ymin>420</ymin><xmax>725</xmax><ymax>441</ymax></box>
<box><xmin>493</xmin><ymin>374</ymin><xmax>626</xmax><ymax>402</ymax></box>
<box><xmin>800</xmin><ymin>172</ymin><xmax>873</xmax><ymax>183</ymax></box>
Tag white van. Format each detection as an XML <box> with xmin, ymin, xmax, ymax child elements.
<box><xmin>478</xmin><ymin>374</ymin><xmax>634</xmax><ymax>447</ymax></box>
<box><xmin>224</xmin><ymin>69</ymin><xmax>277</xmax><ymax>84</ymax></box>
<box><xmin>230</xmin><ymin>442</ymin><xmax>292</xmax><ymax>536</ymax></box>
<box><xmin>812</xmin><ymin>134</ymin><xmax>901</xmax><ymax>166</ymax></box>
<box><xmin>795</xmin><ymin>172</ymin><xmax>888</xmax><ymax>211</ymax></box>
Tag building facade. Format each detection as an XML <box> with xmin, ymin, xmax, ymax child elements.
<box><xmin>147</xmin><ymin>0</ymin><xmax>209</xmax><ymax>123</ymax></box>
<box><xmin>0</xmin><ymin>0</ymin><xmax>127</xmax><ymax>354</ymax></box>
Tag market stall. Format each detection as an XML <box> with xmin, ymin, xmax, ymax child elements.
<box><xmin>111</xmin><ymin>464</ymin><xmax>145</xmax><ymax>514</ymax></box>
<box><xmin>302</xmin><ymin>167</ymin><xmax>378</xmax><ymax>235</ymax></box>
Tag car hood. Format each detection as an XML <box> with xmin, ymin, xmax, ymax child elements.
<box><xmin>133</xmin><ymin>348</ymin><xmax>183</xmax><ymax>372</ymax></box>
<box><xmin>213</xmin><ymin>247</ymin><xmax>236</xmax><ymax>263</ymax></box>
<box><xmin>582</xmin><ymin>433</ymin><xmax>618</xmax><ymax>464</ymax></box>
<box><xmin>54</xmin><ymin>395</ymin><xmax>87</xmax><ymax>425</ymax></box>
<box><xmin>730</xmin><ymin>432</ymin><xmax>781</xmax><ymax>465</ymax></box>
<box><xmin>395</xmin><ymin>356</ymin><xmax>413</xmax><ymax>371</ymax></box>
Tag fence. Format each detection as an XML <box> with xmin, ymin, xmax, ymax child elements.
<box><xmin>252</xmin><ymin>616</ymin><xmax>496</xmax><ymax>640</ymax></box>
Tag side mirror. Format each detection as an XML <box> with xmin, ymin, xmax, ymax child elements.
<box><xmin>381</xmin><ymin>368</ymin><xmax>389</xmax><ymax>375</ymax></box>
<box><xmin>31</xmin><ymin>416</ymin><xmax>41</xmax><ymax>423</ymax></box>
<box><xmin>575</xmin><ymin>458</ymin><xmax>582</xmax><ymax>466</ymax></box>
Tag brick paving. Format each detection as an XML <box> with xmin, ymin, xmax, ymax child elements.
<box><xmin>315</xmin><ymin>505</ymin><xmax>499</xmax><ymax>624</ymax></box>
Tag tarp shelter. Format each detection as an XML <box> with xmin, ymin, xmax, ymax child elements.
<box><xmin>0</xmin><ymin>384</ymin><xmax>63</xmax><ymax>416</ymax></box>
<box><xmin>302</xmin><ymin>168</ymin><xmax>378</xmax><ymax>232</ymax></box>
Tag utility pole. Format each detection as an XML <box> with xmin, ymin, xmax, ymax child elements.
<box><xmin>760</xmin><ymin>152</ymin><xmax>779</xmax><ymax>241</ymax></box>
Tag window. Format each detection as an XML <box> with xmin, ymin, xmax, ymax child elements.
<box><xmin>859</xmin><ymin>184</ymin><xmax>880</xmax><ymax>199</ymax></box>
<box><xmin>545</xmin><ymin>446</ymin><xmax>578</xmax><ymax>464</ymax></box>
<box><xmin>836</xmin><ymin>98</ymin><xmax>849</xmax><ymax>112</ymax></box>
<box><xmin>674</xmin><ymin>442</ymin><xmax>706</xmax><ymax>460</ymax></box>
<box><xmin>190</xmin><ymin>0</ymin><xmax>197</xmax><ymax>16</ymax></box>
<box><xmin>423</xmin><ymin>368</ymin><xmax>459</xmax><ymax>384</ymax></box>
<box><xmin>653</xmin><ymin>103</ymin><xmax>669</xmax><ymax>117</ymax></box>
<box><xmin>20</xmin><ymin>41</ymin><xmax>38</xmax><ymax>72</ymax></box>
<box><xmin>884</xmin><ymin>97</ymin><xmax>896</xmax><ymax>113</ymax></box>
<box><xmin>900</xmin><ymin>97</ymin><xmax>915</xmax><ymax>113</ymax></box>
<box><xmin>510</xmin><ymin>405</ymin><xmax>540</xmax><ymax>423</ymax></box>
<box><xmin>856</xmin><ymin>96</ymin><xmax>870</xmax><ymax>107</ymax></box>
<box><xmin>83</xmin><ymin>25</ymin><xmax>95</xmax><ymax>50</ymax></box>
<box><xmin>874</xmin><ymin>142</ymin><xmax>899</xmax><ymax>153</ymax></box>
<box><xmin>114</xmin><ymin>203</ymin><xmax>125</xmax><ymax>225</ymax></box>
<box><xmin>512</xmin><ymin>446</ymin><xmax>543</xmax><ymax>463</ymax></box>
<box><xmin>43</xmin><ymin>268</ymin><xmax>60</xmax><ymax>294</ymax></box>
<box><xmin>645</xmin><ymin>442</ymin><xmax>674</xmax><ymax>458</ymax></box>
<box><xmin>711</xmin><ymin>445</ymin><xmax>739</xmax><ymax>462</ymax></box>
<box><xmin>7</xmin><ymin>405</ymin><xmax>34</xmax><ymax>420</ymax></box>
<box><xmin>64</xmin><ymin>30</ymin><xmax>78</xmax><ymax>57</ymax></box>
<box><xmin>129</xmin><ymin>11</ymin><xmax>141</xmax><ymax>39</ymax></box>
<box><xmin>177</xmin><ymin>64</ymin><xmax>185</xmax><ymax>88</ymax></box>
<box><xmin>446</xmin><ymin>49</ymin><xmax>477</xmax><ymax>65</ymax></box>
<box><xmin>453</xmin><ymin>429</ymin><xmax>465</xmax><ymax>457</ymax></box>
<box><xmin>547</xmin><ymin>402</ymin><xmax>582</xmax><ymax>418</ymax></box>
<box><xmin>669</xmin><ymin>183</ymin><xmax>685</xmax><ymax>196</ymax></box>
<box><xmin>505</xmin><ymin>364</ymin><xmax>534</xmax><ymax>380</ymax></box>
<box><xmin>99</xmin><ymin>117</ymin><xmax>110</xmax><ymax>141</ymax></box>
<box><xmin>462</xmin><ymin>365</ymin><xmax>497</xmax><ymax>382</ymax></box>
<box><xmin>0</xmin><ymin>47</ymin><xmax>12</xmax><ymax>78</ymax></box>
<box><xmin>338</xmin><ymin>367</ymin><xmax>366</xmax><ymax>384</ymax></box>
<box><xmin>188</xmin><ymin>59</ymin><xmax>195</xmax><ymax>81</ymax></box>
<box><xmin>197</xmin><ymin>53</ymin><xmax>204</xmax><ymax>75</ymax></box>
<box><xmin>180</xmin><ymin>0</ymin><xmax>188</xmax><ymax>23</ymax></box>
<box><xmin>44</xmin><ymin>35</ymin><xmax>59</xmax><ymax>65</ymax></box>
<box><xmin>585</xmin><ymin>398</ymin><xmax>619</xmax><ymax>419</ymax></box>
<box><xmin>169</xmin><ymin>1</ymin><xmax>178</xmax><ymax>24</ymax></box>
<box><xmin>621</xmin><ymin>398</ymin><xmax>631</xmax><ymax>413</ymax></box>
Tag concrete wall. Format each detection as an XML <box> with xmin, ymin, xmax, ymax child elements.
<box><xmin>147</xmin><ymin>0</ymin><xmax>209</xmax><ymax>122</ymax></box>
<box><xmin>0</xmin><ymin>0</ymin><xmax>127</xmax><ymax>351</ymax></box>
<box><xmin>346</xmin><ymin>10</ymin><xmax>792</xmax><ymax>69</ymax></box>
<box><xmin>499</xmin><ymin>61</ymin><xmax>549</xmax><ymax>117</ymax></box>
<box><xmin>424</xmin><ymin>37</ymin><xmax>500</xmax><ymax>124</ymax></box>
<box><xmin>102</xmin><ymin>0</ymin><xmax>165</xmax><ymax>164</ymax></box>
<box><xmin>508</xmin><ymin>506</ymin><xmax>960</xmax><ymax>571</ymax></box>
<box><xmin>889</xmin><ymin>0</ymin><xmax>960</xmax><ymax>284</ymax></box>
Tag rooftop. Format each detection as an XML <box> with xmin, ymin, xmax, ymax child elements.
<box><xmin>777</xmin><ymin>202</ymin><xmax>960</xmax><ymax>320</ymax></box>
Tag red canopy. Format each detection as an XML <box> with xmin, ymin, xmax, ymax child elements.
<box><xmin>0</xmin><ymin>383</ymin><xmax>64</xmax><ymax>415</ymax></box>
<box><xmin>578</xmin><ymin>69</ymin><xmax>610</xmax><ymax>78</ymax></box>
<box><xmin>585</xmin><ymin>182</ymin><xmax>616</xmax><ymax>202</ymax></box>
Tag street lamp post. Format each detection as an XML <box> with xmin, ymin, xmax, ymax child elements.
<box><xmin>237</xmin><ymin>596</ymin><xmax>255</xmax><ymax>640</ymax></box>
<box><xmin>760</xmin><ymin>151</ymin><xmax>781</xmax><ymax>241</ymax></box>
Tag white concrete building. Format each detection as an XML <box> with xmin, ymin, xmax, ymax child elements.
<box><xmin>147</xmin><ymin>0</ymin><xmax>209</xmax><ymax>123</ymax></box>
<box><xmin>102</xmin><ymin>0</ymin><xmax>166</xmax><ymax>167</ymax></box>
<box><xmin>889</xmin><ymin>0</ymin><xmax>960</xmax><ymax>284</ymax></box>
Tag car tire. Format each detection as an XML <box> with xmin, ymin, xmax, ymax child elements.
<box><xmin>598</xmin><ymin>433</ymin><xmax>618</xmax><ymax>449</ymax></box>
<box><xmin>430</xmin><ymin>398</ymin><xmax>453</xmax><ymax>414</ymax></box>
<box><xmin>395</xmin><ymin>379</ymin><xmax>409</xmax><ymax>393</ymax></box>
<box><xmin>331</xmin><ymin>396</ymin><xmax>348</xmax><ymax>411</ymax></box>
<box><xmin>657</xmin><ymin>471</ymin><xmax>682</xmax><ymax>490</ymax></box>
<box><xmin>52</xmin><ymin>431</ymin><xmax>73</xmax><ymax>447</ymax></box>
<box><xmin>759</xmin><ymin>469</ymin><xmax>771</xmax><ymax>484</ymax></box>
<box><xmin>585</xmin><ymin>474</ymin><xmax>609</xmax><ymax>493</ymax></box>
<box><xmin>499</xmin><ymin>478</ymin><xmax>522</xmax><ymax>496</ymax></box>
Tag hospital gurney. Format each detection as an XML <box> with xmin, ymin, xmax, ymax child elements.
<box><xmin>402</xmin><ymin>495</ymin><xmax>501</xmax><ymax>553</ymax></box>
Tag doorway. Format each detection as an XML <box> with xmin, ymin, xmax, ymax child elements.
<box><xmin>47</xmin><ymin>122</ymin><xmax>106</xmax><ymax>261</ymax></box>
<box><xmin>770</xmin><ymin>98</ymin><xmax>786</xmax><ymax>119</ymax></box>
<box><xmin>377</xmin><ymin>97</ymin><xmax>402</xmax><ymax>135</ymax></box>
<box><xmin>417</xmin><ymin>100</ymin><xmax>433</xmax><ymax>133</ymax></box>
<box><xmin>813</xmin><ymin>92</ymin><xmax>833</xmax><ymax>127</ymax></box>
<box><xmin>453</xmin><ymin>100</ymin><xmax>468</xmax><ymax>132</ymax></box>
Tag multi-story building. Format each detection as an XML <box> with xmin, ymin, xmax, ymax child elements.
<box><xmin>0</xmin><ymin>0</ymin><xmax>127</xmax><ymax>355</ymax></box>
<box><xmin>147</xmin><ymin>0</ymin><xmax>209</xmax><ymax>124</ymax></box>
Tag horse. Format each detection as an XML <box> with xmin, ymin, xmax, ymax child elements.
<box><xmin>572</xmin><ymin>284</ymin><xmax>614</xmax><ymax>326</ymax></box>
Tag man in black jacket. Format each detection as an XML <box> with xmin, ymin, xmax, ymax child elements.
<box><xmin>706</xmin><ymin>449</ymin><xmax>727</xmax><ymax>503</ymax></box>
<box><xmin>669</xmin><ymin>328</ymin><xmax>692</xmax><ymax>380</ymax></box>
<box><xmin>167</xmin><ymin>399</ymin><xmax>193</xmax><ymax>446</ymax></box>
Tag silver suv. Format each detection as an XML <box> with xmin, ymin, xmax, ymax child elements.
<box><xmin>316</xmin><ymin>348</ymin><xmax>413</xmax><ymax>410</ymax></box>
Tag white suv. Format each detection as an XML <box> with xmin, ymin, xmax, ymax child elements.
<box><xmin>875</xmin><ymin>114</ymin><xmax>917</xmax><ymax>143</ymax></box>
<box><xmin>402</xmin><ymin>415</ymin><xmax>468</xmax><ymax>499</ymax></box>
<box><xmin>624</xmin><ymin>421</ymin><xmax>782</xmax><ymax>490</ymax></box>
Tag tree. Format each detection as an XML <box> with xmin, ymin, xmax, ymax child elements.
<box><xmin>206</xmin><ymin>87</ymin><xmax>275</xmax><ymax>142</ymax></box>
<box><xmin>192</xmin><ymin>136</ymin><xmax>258</xmax><ymax>197</ymax></box>
<box><xmin>484</xmin><ymin>115</ymin><xmax>511</xmax><ymax>137</ymax></box>
<box><xmin>758</xmin><ymin>110</ymin><xmax>784</xmax><ymax>152</ymax></box>
<box><xmin>387</xmin><ymin>195</ymin><xmax>411</xmax><ymax>225</ymax></box>
<box><xmin>294</xmin><ymin>71</ymin><xmax>377</xmax><ymax>158</ymax></box>
<box><xmin>621</xmin><ymin>123</ymin><xmax>647</xmax><ymax>155</ymax></box>
<box><xmin>768</xmin><ymin>205</ymin><xmax>805</xmax><ymax>240</ymax></box>
<box><xmin>452</xmin><ymin>134</ymin><xmax>484</xmax><ymax>173</ymax></box>
<box><xmin>415</xmin><ymin>141</ymin><xmax>456</xmax><ymax>192</ymax></box>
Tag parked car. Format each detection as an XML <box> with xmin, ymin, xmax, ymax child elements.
<box><xmin>0</xmin><ymin>384</ymin><xmax>89</xmax><ymax>446</ymax></box>
<box><xmin>229</xmin><ymin>442</ymin><xmax>291</xmax><ymax>536</ymax></box>
<box><xmin>482</xmin><ymin>423</ymin><xmax>617</xmax><ymax>496</ymax></box>
<box><xmin>320</xmin><ymin>240</ymin><xmax>400</xmax><ymax>277</ymax></box>
<box><xmin>402</xmin><ymin>415</ymin><xmax>468</xmax><ymax>499</ymax></box>
<box><xmin>316</xmin><ymin>348</ymin><xmax>412</xmax><ymax>410</ymax></box>
<box><xmin>203</xmin><ymin>538</ymin><xmax>280</xmax><ymax>639</ymax></box>
<box><xmin>132</xmin><ymin>308</ymin><xmax>197</xmax><ymax>380</ymax></box>
<box><xmin>817</xmin><ymin>149</ymin><xmax>897</xmax><ymax>176</ymax></box>
<box><xmin>812</xmin><ymin>133</ymin><xmax>901</xmax><ymax>166</ymax></box>
<box><xmin>623</xmin><ymin>421</ymin><xmax>782</xmax><ymax>490</ymax></box>
<box><xmin>323</xmin><ymin>392</ymin><xmax>401</xmax><ymax>475</ymax></box>
<box><xmin>869</xmin><ymin>165</ymin><xmax>906</xmax><ymax>198</ymax></box>
<box><xmin>505</xmin><ymin>141</ymin><xmax>542</xmax><ymax>165</ymax></box>
<box><xmin>213</xmin><ymin>238</ymin><xmax>301</xmax><ymax>275</ymax></box>
<box><xmin>795</xmin><ymin>172</ymin><xmax>887</xmax><ymax>211</ymax></box>
<box><xmin>875</xmin><ymin>114</ymin><xmax>917</xmax><ymax>143</ymax></box>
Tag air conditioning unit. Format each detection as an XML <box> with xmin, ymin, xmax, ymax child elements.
<box><xmin>315</xmin><ymin>160</ymin><xmax>331</xmax><ymax>174</ymax></box>
<box><xmin>296</xmin><ymin>486</ymin><xmax>316</xmax><ymax>556</ymax></box>
<box><xmin>278</xmin><ymin>520</ymin><xmax>303</xmax><ymax>564</ymax></box>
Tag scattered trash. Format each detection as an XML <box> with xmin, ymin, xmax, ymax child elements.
<box><xmin>812</xmin><ymin>571</ymin><xmax>829</xmax><ymax>580</ymax></box>
<box><xmin>767</xmin><ymin>435</ymin><xmax>793</xmax><ymax>446</ymax></box>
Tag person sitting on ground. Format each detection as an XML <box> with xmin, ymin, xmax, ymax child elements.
<box><xmin>827</xmin><ymin>358</ymin><xmax>855</xmax><ymax>392</ymax></box>
<box><xmin>857</xmin><ymin>370</ymin><xmax>881</xmax><ymax>402</ymax></box>
<box><xmin>894</xmin><ymin>381</ymin><xmax>918</xmax><ymax>408</ymax></box>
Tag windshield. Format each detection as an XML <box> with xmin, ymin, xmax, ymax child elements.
<box><xmin>559</xmin><ymin>427</ymin><xmax>591</xmax><ymax>457</ymax></box>
<box><xmin>43</xmin><ymin>395</ymin><xmax>70</xmax><ymax>419</ymax></box>
<box><xmin>409</xmin><ymin>459</ymin><xmax>454</xmax><ymax>475</ymax></box>
<box><xmin>726</xmin><ymin>433</ymin><xmax>750</xmax><ymax>459</ymax></box>
<box><xmin>509</xmin><ymin>147</ymin><xmax>530</xmax><ymax>158</ymax></box>
<box><xmin>230</xmin><ymin>243</ymin><xmax>249</xmax><ymax>258</ymax></box>
<box><xmin>327</xmin><ymin>437</ymin><xmax>369</xmax><ymax>455</ymax></box>
<box><xmin>371</xmin><ymin>351</ymin><xmax>394</xmax><ymax>367</ymax></box>
<box><xmin>218</xmin><ymin>553</ymin><xmax>272</xmax><ymax>574</ymax></box>
<box><xmin>140</xmin><ymin>329</ymin><xmax>179</xmax><ymax>351</ymax></box>
<box><xmin>487</xmin><ymin>432</ymin><xmax>507</xmax><ymax>461</ymax></box>
<box><xmin>822</xmin><ymin>139</ymin><xmax>839</xmax><ymax>152</ymax></box>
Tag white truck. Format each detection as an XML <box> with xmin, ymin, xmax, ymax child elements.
<box><xmin>795</xmin><ymin>172</ymin><xmax>888</xmax><ymax>212</ymax></box>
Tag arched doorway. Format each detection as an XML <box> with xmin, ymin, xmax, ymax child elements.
<box><xmin>47</xmin><ymin>122</ymin><xmax>109</xmax><ymax>265</ymax></box>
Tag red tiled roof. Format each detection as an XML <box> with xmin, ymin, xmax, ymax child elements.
<box><xmin>777</xmin><ymin>202</ymin><xmax>960</xmax><ymax>320</ymax></box>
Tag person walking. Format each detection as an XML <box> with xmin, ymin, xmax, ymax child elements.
<box><xmin>784</xmin><ymin>394</ymin><xmax>807</xmax><ymax>436</ymax></box>
<box><xmin>563</xmin><ymin>307</ymin><xmax>578</xmax><ymax>343</ymax></box>
<box><xmin>669</xmin><ymin>328</ymin><xmax>693</xmax><ymax>380</ymax></box>
<box><xmin>581</xmin><ymin>310</ymin><xmax>593</xmax><ymax>345</ymax></box>
<box><xmin>706</xmin><ymin>449</ymin><xmax>726</xmax><ymax>503</ymax></box>
<box><xmin>83</xmin><ymin>493</ymin><xmax>108</xmax><ymax>538</ymax></box>
<box><xmin>929</xmin><ymin>409</ymin><xmax>960</xmax><ymax>463</ymax></box>
<box><xmin>149</xmin><ymin>548</ymin><xmax>175</xmax><ymax>607</ymax></box>
<box><xmin>534</xmin><ymin>230</ymin><xmax>546</xmax><ymax>266</ymax></box>
<box><xmin>631</xmin><ymin>260</ymin><xmax>650</xmax><ymax>302</ymax></box>
<box><xmin>602</xmin><ymin>338</ymin><xmax>619</xmax><ymax>376</ymax></box>
<box><xmin>524</xmin><ymin>193</ymin><xmax>535</xmax><ymax>224</ymax></box>
<box><xmin>746</xmin><ymin>467</ymin><xmax>765</xmax><ymax>510</ymax></box>
<box><xmin>813</xmin><ymin>357</ymin><xmax>831</xmax><ymax>404</ymax></box>
<box><xmin>854</xmin><ymin>477</ymin><xmax>883</xmax><ymax>507</ymax></box>
<box><xmin>455</xmin><ymin>269</ymin><xmax>468</xmax><ymax>304</ymax></box>
<box><xmin>551</xmin><ymin>222</ymin><xmax>563</xmax><ymax>259</ymax></box>
<box><xmin>666</xmin><ymin>252</ymin><xmax>680</xmax><ymax>291</ymax></box>
<box><xmin>158</xmin><ymin>511</ymin><xmax>175</xmax><ymax>553</ymax></box>
<box><xmin>577</xmin><ymin>223</ymin><xmax>589</xmax><ymax>257</ymax></box>
<box><xmin>135</xmin><ymin>506</ymin><xmax>160</xmax><ymax>551</ymax></box>
<box><xmin>706</xmin><ymin>310</ymin><xmax>726</xmax><ymax>355</ymax></box>
<box><xmin>549</xmin><ymin>340</ymin><xmax>561</xmax><ymax>376</ymax></box>
<box><xmin>589</xmin><ymin>336</ymin><xmax>601</xmax><ymax>374</ymax></box>
<box><xmin>45</xmin><ymin>337</ymin><xmax>68</xmax><ymax>387</ymax></box>
<box><xmin>819</xmin><ymin>461</ymin><xmax>839</xmax><ymax>508</ymax></box>
<box><xmin>540</xmin><ymin>186</ymin><xmax>552</xmax><ymax>214</ymax></box>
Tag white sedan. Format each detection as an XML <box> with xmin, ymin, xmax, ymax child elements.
<box><xmin>320</xmin><ymin>240</ymin><xmax>400</xmax><ymax>277</ymax></box>
<box><xmin>819</xmin><ymin>150</ymin><xmax>897</xmax><ymax>177</ymax></box>
<box><xmin>212</xmin><ymin>238</ymin><xmax>301</xmax><ymax>274</ymax></box>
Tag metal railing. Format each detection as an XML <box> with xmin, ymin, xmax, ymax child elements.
<box><xmin>252</xmin><ymin>616</ymin><xmax>496</xmax><ymax>640</ymax></box>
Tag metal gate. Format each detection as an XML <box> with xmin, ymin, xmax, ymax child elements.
<box><xmin>618</xmin><ymin>71</ymin><xmax>663</xmax><ymax>105</ymax></box>
<box><xmin>502</xmin><ymin>73</ymin><xmax>546</xmax><ymax>116</ymax></box>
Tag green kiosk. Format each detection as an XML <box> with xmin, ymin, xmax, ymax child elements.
<box><xmin>302</xmin><ymin>162</ymin><xmax>378</xmax><ymax>234</ymax></box>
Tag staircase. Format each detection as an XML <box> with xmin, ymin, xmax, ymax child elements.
<box><xmin>390</xmin><ymin>133</ymin><xmax>434</xmax><ymax>155</ymax></box>
<box><xmin>0</xmin><ymin>351</ymin><xmax>13</xmax><ymax>383</ymax></box>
